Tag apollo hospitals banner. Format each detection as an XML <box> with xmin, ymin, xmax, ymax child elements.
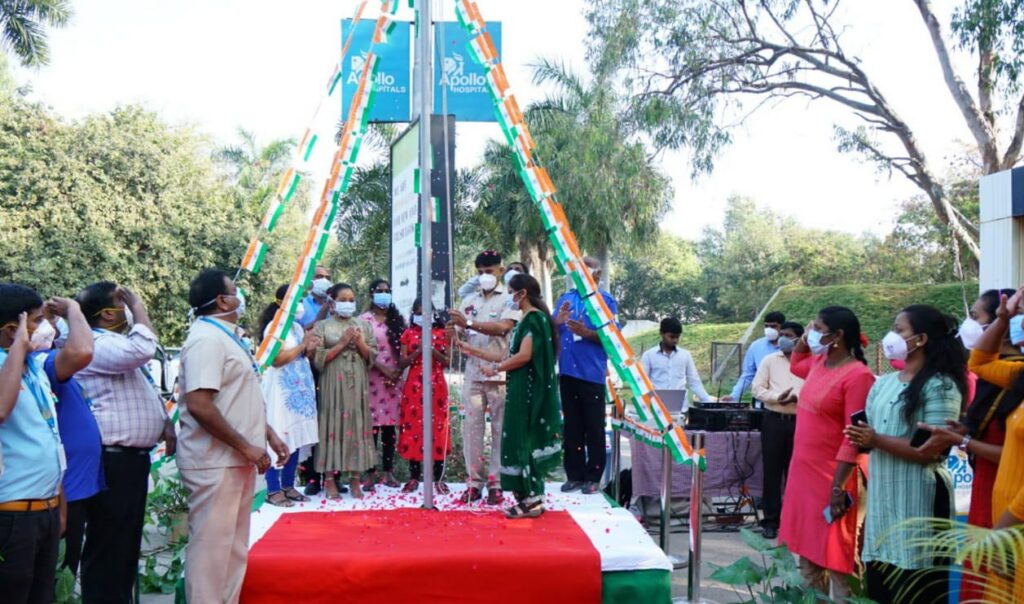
<box><xmin>342</xmin><ymin>19</ymin><xmax>412</xmax><ymax>122</ymax></box>
<box><xmin>341</xmin><ymin>19</ymin><xmax>500</xmax><ymax>123</ymax></box>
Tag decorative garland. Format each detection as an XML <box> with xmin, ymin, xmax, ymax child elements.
<box><xmin>255</xmin><ymin>1</ymin><xmax>399</xmax><ymax>368</ymax></box>
<box><xmin>453</xmin><ymin>0</ymin><xmax>700</xmax><ymax>467</ymax></box>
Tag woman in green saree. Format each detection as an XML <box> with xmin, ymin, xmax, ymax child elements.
<box><xmin>459</xmin><ymin>273</ymin><xmax>563</xmax><ymax>518</ymax></box>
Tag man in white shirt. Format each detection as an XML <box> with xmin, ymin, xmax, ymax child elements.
<box><xmin>750</xmin><ymin>321</ymin><xmax>805</xmax><ymax>540</ymax></box>
<box><xmin>639</xmin><ymin>318</ymin><xmax>713</xmax><ymax>409</ymax></box>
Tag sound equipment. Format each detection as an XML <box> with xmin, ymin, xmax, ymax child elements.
<box><xmin>687</xmin><ymin>407</ymin><xmax>763</xmax><ymax>432</ymax></box>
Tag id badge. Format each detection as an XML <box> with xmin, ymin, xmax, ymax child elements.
<box><xmin>57</xmin><ymin>443</ymin><xmax>68</xmax><ymax>473</ymax></box>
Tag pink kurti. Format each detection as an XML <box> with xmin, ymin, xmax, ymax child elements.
<box><xmin>778</xmin><ymin>350</ymin><xmax>875</xmax><ymax>575</ymax></box>
<box><xmin>360</xmin><ymin>312</ymin><xmax>402</xmax><ymax>427</ymax></box>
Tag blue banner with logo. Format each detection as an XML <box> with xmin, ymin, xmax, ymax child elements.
<box><xmin>341</xmin><ymin>19</ymin><xmax>411</xmax><ymax>123</ymax></box>
<box><xmin>434</xmin><ymin>21</ymin><xmax>501</xmax><ymax>122</ymax></box>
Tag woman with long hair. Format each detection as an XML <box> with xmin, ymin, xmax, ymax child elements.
<box><xmin>311</xmin><ymin>283</ymin><xmax>377</xmax><ymax>499</ymax></box>
<box><xmin>779</xmin><ymin>306</ymin><xmax>875</xmax><ymax>600</ymax></box>
<box><xmin>957</xmin><ymin>287</ymin><xmax>1024</xmax><ymax>603</ymax></box>
<box><xmin>844</xmin><ymin>305</ymin><xmax>967</xmax><ymax>603</ymax></box>
<box><xmin>396</xmin><ymin>299</ymin><xmax>451</xmax><ymax>494</ymax></box>
<box><xmin>359</xmin><ymin>278</ymin><xmax>406</xmax><ymax>489</ymax></box>
<box><xmin>459</xmin><ymin>274</ymin><xmax>562</xmax><ymax>518</ymax></box>
<box><xmin>258</xmin><ymin>284</ymin><xmax>320</xmax><ymax>507</ymax></box>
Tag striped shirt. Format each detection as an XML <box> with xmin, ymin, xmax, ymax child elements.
<box><xmin>862</xmin><ymin>373</ymin><xmax>960</xmax><ymax>569</ymax></box>
<box><xmin>75</xmin><ymin>324</ymin><xmax>167</xmax><ymax>448</ymax></box>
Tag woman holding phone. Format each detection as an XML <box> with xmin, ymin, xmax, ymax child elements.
<box><xmin>778</xmin><ymin>306</ymin><xmax>875</xmax><ymax>600</ymax></box>
<box><xmin>844</xmin><ymin>305</ymin><xmax>967</xmax><ymax>603</ymax></box>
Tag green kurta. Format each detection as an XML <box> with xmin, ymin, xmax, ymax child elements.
<box><xmin>862</xmin><ymin>373</ymin><xmax>960</xmax><ymax>569</ymax></box>
<box><xmin>312</xmin><ymin>315</ymin><xmax>377</xmax><ymax>475</ymax></box>
<box><xmin>500</xmin><ymin>309</ymin><xmax>563</xmax><ymax>500</ymax></box>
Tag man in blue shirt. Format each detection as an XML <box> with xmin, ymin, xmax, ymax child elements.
<box><xmin>0</xmin><ymin>284</ymin><xmax>65</xmax><ymax>604</ymax></box>
<box><xmin>297</xmin><ymin>266</ymin><xmax>333</xmax><ymax>329</ymax></box>
<box><xmin>722</xmin><ymin>311</ymin><xmax>786</xmax><ymax>402</ymax></box>
<box><xmin>554</xmin><ymin>257</ymin><xmax>618</xmax><ymax>495</ymax></box>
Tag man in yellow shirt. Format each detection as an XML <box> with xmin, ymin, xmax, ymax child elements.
<box><xmin>751</xmin><ymin>321</ymin><xmax>805</xmax><ymax>539</ymax></box>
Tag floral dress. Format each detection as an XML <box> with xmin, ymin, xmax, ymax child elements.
<box><xmin>261</xmin><ymin>323</ymin><xmax>318</xmax><ymax>455</ymax></box>
<box><xmin>359</xmin><ymin>311</ymin><xmax>402</xmax><ymax>427</ymax></box>
<box><xmin>397</xmin><ymin>327</ymin><xmax>450</xmax><ymax>462</ymax></box>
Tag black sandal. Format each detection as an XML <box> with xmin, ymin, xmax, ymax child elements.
<box><xmin>266</xmin><ymin>491</ymin><xmax>294</xmax><ymax>508</ymax></box>
<box><xmin>504</xmin><ymin>500</ymin><xmax>544</xmax><ymax>519</ymax></box>
<box><xmin>283</xmin><ymin>488</ymin><xmax>309</xmax><ymax>502</ymax></box>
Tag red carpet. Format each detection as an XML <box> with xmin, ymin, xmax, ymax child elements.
<box><xmin>240</xmin><ymin>509</ymin><xmax>602</xmax><ymax>603</ymax></box>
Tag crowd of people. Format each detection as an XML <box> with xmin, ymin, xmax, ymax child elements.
<box><xmin>0</xmin><ymin>249</ymin><xmax>618</xmax><ymax>603</ymax></box>
<box><xmin>6</xmin><ymin>250</ymin><xmax>1024</xmax><ymax>603</ymax></box>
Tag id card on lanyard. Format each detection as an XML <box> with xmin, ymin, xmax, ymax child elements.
<box><xmin>22</xmin><ymin>363</ymin><xmax>67</xmax><ymax>473</ymax></box>
<box><xmin>199</xmin><ymin>318</ymin><xmax>262</xmax><ymax>378</ymax></box>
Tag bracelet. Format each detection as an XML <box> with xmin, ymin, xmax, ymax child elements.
<box><xmin>959</xmin><ymin>435</ymin><xmax>972</xmax><ymax>451</ymax></box>
<box><xmin>831</xmin><ymin>486</ymin><xmax>844</xmax><ymax>496</ymax></box>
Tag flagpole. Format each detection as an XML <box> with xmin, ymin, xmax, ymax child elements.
<box><xmin>416</xmin><ymin>0</ymin><xmax>435</xmax><ymax>510</ymax></box>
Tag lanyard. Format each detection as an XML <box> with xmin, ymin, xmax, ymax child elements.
<box><xmin>0</xmin><ymin>350</ymin><xmax>59</xmax><ymax>440</ymax></box>
<box><xmin>93</xmin><ymin>327</ymin><xmax>162</xmax><ymax>395</ymax></box>
<box><xmin>199</xmin><ymin>318</ymin><xmax>261</xmax><ymax>377</ymax></box>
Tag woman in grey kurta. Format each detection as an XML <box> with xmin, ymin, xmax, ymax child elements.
<box><xmin>312</xmin><ymin>283</ymin><xmax>377</xmax><ymax>499</ymax></box>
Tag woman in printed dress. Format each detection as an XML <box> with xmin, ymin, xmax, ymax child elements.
<box><xmin>359</xmin><ymin>278</ymin><xmax>405</xmax><ymax>489</ymax></box>
<box><xmin>259</xmin><ymin>284</ymin><xmax>320</xmax><ymax>507</ymax></box>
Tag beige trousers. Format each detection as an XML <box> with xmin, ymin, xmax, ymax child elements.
<box><xmin>799</xmin><ymin>557</ymin><xmax>854</xmax><ymax>601</ymax></box>
<box><xmin>180</xmin><ymin>465</ymin><xmax>256</xmax><ymax>604</ymax></box>
<box><xmin>461</xmin><ymin>380</ymin><xmax>506</xmax><ymax>489</ymax></box>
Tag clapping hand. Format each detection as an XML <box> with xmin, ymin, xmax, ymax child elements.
<box><xmin>555</xmin><ymin>301</ymin><xmax>571</xmax><ymax>325</ymax></box>
<box><xmin>777</xmin><ymin>388</ymin><xmax>798</xmax><ymax>405</ymax></box>
<box><xmin>302</xmin><ymin>332</ymin><xmax>321</xmax><ymax>353</ymax></box>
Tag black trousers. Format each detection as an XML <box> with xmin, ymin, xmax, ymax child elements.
<box><xmin>560</xmin><ymin>375</ymin><xmax>607</xmax><ymax>483</ymax></box>
<box><xmin>370</xmin><ymin>425</ymin><xmax>397</xmax><ymax>473</ymax></box>
<box><xmin>0</xmin><ymin>507</ymin><xmax>60</xmax><ymax>604</ymax></box>
<box><xmin>409</xmin><ymin>460</ymin><xmax>444</xmax><ymax>482</ymax></box>
<box><xmin>865</xmin><ymin>472</ymin><xmax>951</xmax><ymax>603</ymax></box>
<box><xmin>81</xmin><ymin>449</ymin><xmax>151</xmax><ymax>604</ymax></box>
<box><xmin>63</xmin><ymin>496</ymin><xmax>93</xmax><ymax>577</ymax></box>
<box><xmin>760</xmin><ymin>410</ymin><xmax>796</xmax><ymax>530</ymax></box>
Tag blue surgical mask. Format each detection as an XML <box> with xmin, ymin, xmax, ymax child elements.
<box><xmin>1010</xmin><ymin>315</ymin><xmax>1024</xmax><ymax>347</ymax></box>
<box><xmin>412</xmin><ymin>314</ymin><xmax>424</xmax><ymax>326</ymax></box>
<box><xmin>334</xmin><ymin>301</ymin><xmax>356</xmax><ymax>317</ymax></box>
<box><xmin>373</xmin><ymin>292</ymin><xmax>392</xmax><ymax>308</ymax></box>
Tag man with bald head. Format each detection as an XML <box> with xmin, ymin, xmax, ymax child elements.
<box><xmin>553</xmin><ymin>256</ymin><xmax>619</xmax><ymax>495</ymax></box>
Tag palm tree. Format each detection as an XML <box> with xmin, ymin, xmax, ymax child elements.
<box><xmin>215</xmin><ymin>128</ymin><xmax>295</xmax><ymax>213</ymax></box>
<box><xmin>0</xmin><ymin>0</ymin><xmax>72</xmax><ymax>67</ymax></box>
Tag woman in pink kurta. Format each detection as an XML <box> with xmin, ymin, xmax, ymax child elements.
<box><xmin>360</xmin><ymin>278</ymin><xmax>406</xmax><ymax>489</ymax></box>
<box><xmin>779</xmin><ymin>306</ymin><xmax>875</xmax><ymax>600</ymax></box>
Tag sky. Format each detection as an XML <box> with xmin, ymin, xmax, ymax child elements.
<box><xmin>10</xmin><ymin>0</ymin><xmax>979</xmax><ymax>241</ymax></box>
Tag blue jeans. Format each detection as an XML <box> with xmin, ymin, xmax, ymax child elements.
<box><xmin>266</xmin><ymin>451</ymin><xmax>299</xmax><ymax>493</ymax></box>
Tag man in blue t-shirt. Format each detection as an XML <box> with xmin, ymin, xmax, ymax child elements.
<box><xmin>32</xmin><ymin>296</ymin><xmax>103</xmax><ymax>579</ymax></box>
<box><xmin>0</xmin><ymin>284</ymin><xmax>65</xmax><ymax>604</ymax></box>
<box><xmin>722</xmin><ymin>311</ymin><xmax>786</xmax><ymax>403</ymax></box>
<box><xmin>553</xmin><ymin>257</ymin><xmax>618</xmax><ymax>495</ymax></box>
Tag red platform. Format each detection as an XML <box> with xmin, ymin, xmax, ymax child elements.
<box><xmin>240</xmin><ymin>508</ymin><xmax>602</xmax><ymax>603</ymax></box>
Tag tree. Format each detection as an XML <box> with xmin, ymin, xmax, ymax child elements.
<box><xmin>481</xmin><ymin>58</ymin><xmax>673</xmax><ymax>291</ymax></box>
<box><xmin>587</xmin><ymin>0</ymin><xmax>1024</xmax><ymax>267</ymax></box>
<box><xmin>611</xmin><ymin>232</ymin><xmax>704</xmax><ymax>322</ymax></box>
<box><xmin>0</xmin><ymin>0</ymin><xmax>71</xmax><ymax>67</ymax></box>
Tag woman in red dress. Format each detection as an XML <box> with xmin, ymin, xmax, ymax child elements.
<box><xmin>397</xmin><ymin>299</ymin><xmax>451</xmax><ymax>494</ymax></box>
<box><xmin>779</xmin><ymin>306</ymin><xmax>875</xmax><ymax>600</ymax></box>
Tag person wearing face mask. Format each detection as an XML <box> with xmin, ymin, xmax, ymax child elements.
<box><xmin>311</xmin><ymin>283</ymin><xmax>377</xmax><ymax>500</ymax></box>
<box><xmin>0</xmin><ymin>284</ymin><xmax>67</xmax><ymax>604</ymax></box>
<box><xmin>74</xmin><ymin>281</ymin><xmax>173</xmax><ymax>603</ymax></box>
<box><xmin>449</xmin><ymin>250</ymin><xmax>521</xmax><ymax>505</ymax></box>
<box><xmin>843</xmin><ymin>306</ymin><xmax>966</xmax><ymax>603</ymax></box>
<box><xmin>257</xmin><ymin>284</ymin><xmax>320</xmax><ymax>508</ymax></box>
<box><xmin>298</xmin><ymin>266</ymin><xmax>333</xmax><ymax>329</ymax></box>
<box><xmin>359</xmin><ymin>278</ymin><xmax>406</xmax><ymax>490</ymax></box>
<box><xmin>396</xmin><ymin>299</ymin><xmax>451</xmax><ymax>494</ymax></box>
<box><xmin>722</xmin><ymin>311</ymin><xmax>786</xmax><ymax>403</ymax></box>
<box><xmin>553</xmin><ymin>256</ymin><xmax>620</xmax><ymax>495</ymax></box>
<box><xmin>178</xmin><ymin>268</ymin><xmax>289</xmax><ymax>603</ymax></box>
<box><xmin>750</xmin><ymin>321</ymin><xmax>806</xmax><ymax>540</ymax></box>
<box><xmin>30</xmin><ymin>296</ymin><xmax>102</xmax><ymax>581</ymax></box>
<box><xmin>778</xmin><ymin>306</ymin><xmax>874</xmax><ymax>601</ymax></box>
<box><xmin>503</xmin><ymin>261</ymin><xmax>529</xmax><ymax>287</ymax></box>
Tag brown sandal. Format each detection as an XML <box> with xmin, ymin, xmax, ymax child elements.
<box><xmin>505</xmin><ymin>500</ymin><xmax>544</xmax><ymax>519</ymax></box>
<box><xmin>266</xmin><ymin>491</ymin><xmax>294</xmax><ymax>508</ymax></box>
<box><xmin>283</xmin><ymin>488</ymin><xmax>309</xmax><ymax>502</ymax></box>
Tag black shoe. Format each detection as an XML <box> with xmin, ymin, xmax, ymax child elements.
<box><xmin>303</xmin><ymin>481</ymin><xmax>321</xmax><ymax>496</ymax></box>
<box><xmin>560</xmin><ymin>481</ymin><xmax>584</xmax><ymax>493</ymax></box>
<box><xmin>762</xmin><ymin>527</ymin><xmax>778</xmax><ymax>540</ymax></box>
<box><xmin>581</xmin><ymin>482</ymin><xmax>600</xmax><ymax>495</ymax></box>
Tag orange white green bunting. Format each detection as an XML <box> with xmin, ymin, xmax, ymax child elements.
<box><xmin>240</xmin><ymin>239</ymin><xmax>267</xmax><ymax>274</ymax></box>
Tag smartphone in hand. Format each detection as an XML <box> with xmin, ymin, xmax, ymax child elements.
<box><xmin>822</xmin><ymin>491</ymin><xmax>854</xmax><ymax>524</ymax></box>
<box><xmin>850</xmin><ymin>410</ymin><xmax>870</xmax><ymax>452</ymax></box>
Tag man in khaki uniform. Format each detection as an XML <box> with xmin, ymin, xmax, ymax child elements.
<box><xmin>449</xmin><ymin>251</ymin><xmax>521</xmax><ymax>505</ymax></box>
<box><xmin>178</xmin><ymin>269</ymin><xmax>288</xmax><ymax>604</ymax></box>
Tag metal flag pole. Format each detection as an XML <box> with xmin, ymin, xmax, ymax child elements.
<box><xmin>688</xmin><ymin>432</ymin><xmax>705</xmax><ymax>600</ymax></box>
<box><xmin>416</xmin><ymin>0</ymin><xmax>435</xmax><ymax>509</ymax></box>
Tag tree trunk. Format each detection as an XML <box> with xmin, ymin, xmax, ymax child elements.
<box><xmin>596</xmin><ymin>245</ymin><xmax>611</xmax><ymax>290</ymax></box>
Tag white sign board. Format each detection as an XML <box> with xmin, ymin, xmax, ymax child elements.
<box><xmin>391</xmin><ymin>121</ymin><xmax>420</xmax><ymax>319</ymax></box>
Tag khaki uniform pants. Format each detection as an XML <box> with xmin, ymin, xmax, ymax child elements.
<box><xmin>461</xmin><ymin>380</ymin><xmax>506</xmax><ymax>489</ymax></box>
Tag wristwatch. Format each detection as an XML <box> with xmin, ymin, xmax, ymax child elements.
<box><xmin>830</xmin><ymin>486</ymin><xmax>844</xmax><ymax>496</ymax></box>
<box><xmin>466</xmin><ymin>318</ymin><xmax>474</xmax><ymax>330</ymax></box>
<box><xmin>959</xmin><ymin>435</ymin><xmax>972</xmax><ymax>451</ymax></box>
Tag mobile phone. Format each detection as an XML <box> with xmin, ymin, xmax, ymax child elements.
<box><xmin>849</xmin><ymin>410</ymin><xmax>868</xmax><ymax>427</ymax></box>
<box><xmin>822</xmin><ymin>491</ymin><xmax>854</xmax><ymax>524</ymax></box>
<box><xmin>909</xmin><ymin>428</ymin><xmax>931</xmax><ymax>448</ymax></box>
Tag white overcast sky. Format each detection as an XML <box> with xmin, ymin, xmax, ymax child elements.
<box><xmin>11</xmin><ymin>1</ymin><xmax>978</xmax><ymax>240</ymax></box>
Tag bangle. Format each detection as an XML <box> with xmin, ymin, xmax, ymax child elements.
<box><xmin>831</xmin><ymin>486</ymin><xmax>844</xmax><ymax>496</ymax></box>
<box><xmin>959</xmin><ymin>435</ymin><xmax>972</xmax><ymax>451</ymax></box>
